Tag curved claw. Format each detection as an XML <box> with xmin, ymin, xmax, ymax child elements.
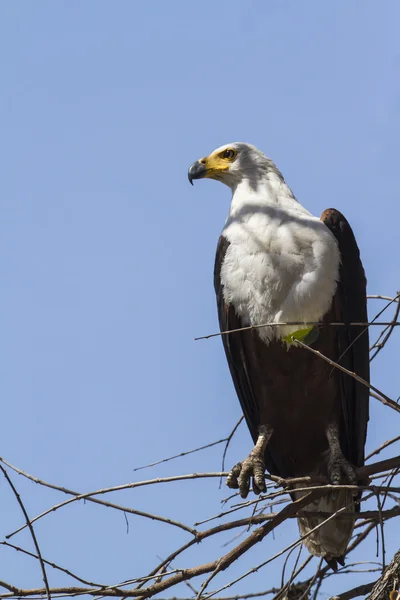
<box><xmin>328</xmin><ymin>456</ymin><xmax>357</xmax><ymax>500</ymax></box>
<box><xmin>226</xmin><ymin>455</ymin><xmax>266</xmax><ymax>498</ymax></box>
<box><xmin>226</xmin><ymin>462</ymin><xmax>242</xmax><ymax>489</ymax></box>
<box><xmin>328</xmin><ymin>457</ymin><xmax>357</xmax><ymax>486</ymax></box>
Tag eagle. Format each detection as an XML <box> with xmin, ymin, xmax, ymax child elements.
<box><xmin>188</xmin><ymin>142</ymin><xmax>369</xmax><ymax>568</ymax></box>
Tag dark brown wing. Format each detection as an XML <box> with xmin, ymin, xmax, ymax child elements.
<box><xmin>214</xmin><ymin>235</ymin><xmax>259</xmax><ymax>440</ymax></box>
<box><xmin>214</xmin><ymin>235</ymin><xmax>285</xmax><ymax>476</ymax></box>
<box><xmin>321</xmin><ymin>209</ymin><xmax>369</xmax><ymax>469</ymax></box>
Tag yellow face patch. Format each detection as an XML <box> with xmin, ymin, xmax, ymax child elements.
<box><xmin>201</xmin><ymin>148</ymin><xmax>238</xmax><ymax>179</ymax></box>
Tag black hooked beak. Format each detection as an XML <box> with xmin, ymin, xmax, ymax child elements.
<box><xmin>188</xmin><ymin>160</ymin><xmax>207</xmax><ymax>185</ymax></box>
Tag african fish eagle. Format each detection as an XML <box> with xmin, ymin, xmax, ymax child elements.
<box><xmin>188</xmin><ymin>142</ymin><xmax>369</xmax><ymax>569</ymax></box>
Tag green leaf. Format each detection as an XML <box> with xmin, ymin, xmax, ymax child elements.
<box><xmin>283</xmin><ymin>326</ymin><xmax>318</xmax><ymax>346</ymax></box>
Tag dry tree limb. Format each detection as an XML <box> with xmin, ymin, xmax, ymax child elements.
<box><xmin>0</xmin><ymin>541</ymin><xmax>105</xmax><ymax>587</ymax></box>
<box><xmin>4</xmin><ymin>469</ymin><xmax>226</xmax><ymax>540</ymax></box>
<box><xmin>221</xmin><ymin>416</ymin><xmax>244</xmax><ymax>483</ymax></box>
<box><xmin>330</xmin><ymin>546</ymin><xmax>400</xmax><ymax>600</ymax></box>
<box><xmin>374</xmin><ymin>491</ymin><xmax>386</xmax><ymax>570</ymax></box>
<box><xmin>133</xmin><ymin>439</ymin><xmax>228</xmax><ymax>472</ymax></box>
<box><xmin>365</xmin><ymin>549</ymin><xmax>400</xmax><ymax>599</ymax></box>
<box><xmin>155</xmin><ymin>593</ymin><xmax>283</xmax><ymax>600</ymax></box>
<box><xmin>367</xmin><ymin>295</ymin><xmax>400</xmax><ymax>302</ymax></box>
<box><xmin>0</xmin><ymin>466</ymin><xmax>51</xmax><ymax>600</ymax></box>
<box><xmin>294</xmin><ymin>557</ymin><xmax>323</xmax><ymax>600</ymax></box>
<box><xmin>133</xmin><ymin>417</ymin><xmax>244</xmax><ymax>474</ymax></box>
<box><xmin>194</xmin><ymin>321</ymin><xmax>400</xmax><ymax>342</ymax></box>
<box><xmin>274</xmin><ymin>556</ymin><xmax>314</xmax><ymax>600</ymax></box>
<box><xmin>0</xmin><ymin>583</ymin><xmax>19</xmax><ymax>594</ymax></box>
<box><xmin>0</xmin><ymin>592</ymin><xmax>284</xmax><ymax>600</ymax></box>
<box><xmin>0</xmin><ymin>457</ymin><xmax>199</xmax><ymax>537</ymax></box>
<box><xmin>284</xmin><ymin>508</ymin><xmax>383</xmax><ymax>599</ymax></box>
<box><xmin>292</xmin><ymin>338</ymin><xmax>400</xmax><ymax>413</ymax></box>
<box><xmin>249</xmin><ymin>512</ymin><xmax>379</xmax><ymax>600</ymax></box>
<box><xmin>198</xmin><ymin>504</ymin><xmax>351</xmax><ymax>600</ymax></box>
<box><xmin>5</xmin><ymin>455</ymin><xmax>400</xmax><ymax>544</ymax></box>
<box><xmin>7</xmin><ymin>497</ymin><xmax>196</xmax><ymax>540</ymax></box>
<box><xmin>366</xmin><ymin>435</ymin><xmax>400</xmax><ymax>460</ymax></box>
<box><xmin>199</xmin><ymin>456</ymin><xmax>400</xmax><ymax>526</ymax></box>
<box><xmin>0</xmin><ymin>492</ymin><xmax>324</xmax><ymax>599</ymax></box>
<box><xmin>369</xmin><ymin>291</ymin><xmax>400</xmax><ymax>361</ymax></box>
<box><xmin>328</xmin><ymin>582</ymin><xmax>375</xmax><ymax>600</ymax></box>
<box><xmin>0</xmin><ymin>466</ymin><xmax>397</xmax><ymax>599</ymax></box>
<box><xmin>288</xmin><ymin>523</ymin><xmax>378</xmax><ymax>600</ymax></box>
<box><xmin>0</xmin><ymin>368</ymin><xmax>398</xmax><ymax>600</ymax></box>
<box><xmin>151</xmin><ymin>491</ymin><xmax>325</xmax><ymax>600</ymax></box>
<box><xmin>143</xmin><ymin>593</ymin><xmax>283</xmax><ymax>600</ymax></box>
<box><xmin>280</xmin><ymin>544</ymin><xmax>304</xmax><ymax>594</ymax></box>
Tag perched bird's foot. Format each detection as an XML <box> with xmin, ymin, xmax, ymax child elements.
<box><xmin>226</xmin><ymin>453</ymin><xmax>266</xmax><ymax>498</ymax></box>
<box><xmin>326</xmin><ymin>421</ymin><xmax>357</xmax><ymax>498</ymax></box>
<box><xmin>226</xmin><ymin>425</ymin><xmax>273</xmax><ymax>498</ymax></box>
<box><xmin>327</xmin><ymin>454</ymin><xmax>357</xmax><ymax>486</ymax></box>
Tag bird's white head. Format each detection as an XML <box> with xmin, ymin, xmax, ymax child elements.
<box><xmin>188</xmin><ymin>142</ymin><xmax>279</xmax><ymax>191</ymax></box>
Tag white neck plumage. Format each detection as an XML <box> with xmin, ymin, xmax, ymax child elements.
<box><xmin>227</xmin><ymin>170</ymin><xmax>301</xmax><ymax>220</ymax></box>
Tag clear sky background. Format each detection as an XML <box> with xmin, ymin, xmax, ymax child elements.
<box><xmin>0</xmin><ymin>1</ymin><xmax>399</xmax><ymax>598</ymax></box>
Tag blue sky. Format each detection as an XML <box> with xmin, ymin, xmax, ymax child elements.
<box><xmin>0</xmin><ymin>1</ymin><xmax>399</xmax><ymax>597</ymax></box>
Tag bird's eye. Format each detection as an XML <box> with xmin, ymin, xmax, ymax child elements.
<box><xmin>221</xmin><ymin>149</ymin><xmax>236</xmax><ymax>160</ymax></box>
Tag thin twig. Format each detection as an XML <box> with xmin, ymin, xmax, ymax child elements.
<box><xmin>297</xmin><ymin>557</ymin><xmax>323</xmax><ymax>600</ymax></box>
<box><xmin>5</xmin><ymin>472</ymin><xmax>230</xmax><ymax>540</ymax></box>
<box><xmin>0</xmin><ymin>457</ymin><xmax>198</xmax><ymax>537</ymax></box>
<box><xmin>202</xmin><ymin>504</ymin><xmax>350</xmax><ymax>600</ymax></box>
<box><xmin>366</xmin><ymin>435</ymin><xmax>400</xmax><ymax>460</ymax></box>
<box><xmin>272</xmin><ymin>555</ymin><xmax>314</xmax><ymax>600</ymax></box>
<box><xmin>133</xmin><ymin>439</ymin><xmax>227</xmax><ymax>472</ymax></box>
<box><xmin>0</xmin><ymin>492</ymin><xmax>326</xmax><ymax>599</ymax></box>
<box><xmin>292</xmin><ymin>338</ymin><xmax>400</xmax><ymax>413</ymax></box>
<box><xmin>281</xmin><ymin>545</ymin><xmax>304</xmax><ymax>598</ymax></box>
<box><xmin>0</xmin><ymin>583</ymin><xmax>19</xmax><ymax>594</ymax></box>
<box><xmin>0</xmin><ymin>466</ymin><xmax>51</xmax><ymax>600</ymax></box>
<box><xmin>367</xmin><ymin>295</ymin><xmax>399</xmax><ymax>302</ymax></box>
<box><xmin>0</xmin><ymin>541</ymin><xmax>104</xmax><ymax>587</ymax></box>
<box><xmin>195</xmin><ymin>321</ymin><xmax>400</xmax><ymax>341</ymax></box>
<box><xmin>370</xmin><ymin>292</ymin><xmax>400</xmax><ymax>361</ymax></box>
<box><xmin>374</xmin><ymin>490</ymin><xmax>386</xmax><ymax>571</ymax></box>
<box><xmin>220</xmin><ymin>416</ymin><xmax>244</xmax><ymax>487</ymax></box>
<box><xmin>328</xmin><ymin>582</ymin><xmax>375</xmax><ymax>600</ymax></box>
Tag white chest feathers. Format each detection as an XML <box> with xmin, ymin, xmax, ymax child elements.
<box><xmin>220</xmin><ymin>205</ymin><xmax>340</xmax><ymax>343</ymax></box>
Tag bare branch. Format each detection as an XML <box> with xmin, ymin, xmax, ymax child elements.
<box><xmin>369</xmin><ymin>291</ymin><xmax>400</xmax><ymax>360</ymax></box>
<box><xmin>0</xmin><ymin>466</ymin><xmax>51</xmax><ymax>600</ymax></box>
<box><xmin>0</xmin><ymin>583</ymin><xmax>19</xmax><ymax>594</ymax></box>
<box><xmin>4</xmin><ymin>469</ymin><xmax>228</xmax><ymax>540</ymax></box>
<box><xmin>0</xmin><ymin>491</ymin><xmax>326</xmax><ymax>599</ymax></box>
<box><xmin>0</xmin><ymin>457</ymin><xmax>200</xmax><ymax>537</ymax></box>
<box><xmin>367</xmin><ymin>295</ymin><xmax>400</xmax><ymax>302</ymax></box>
<box><xmin>0</xmin><ymin>541</ymin><xmax>105</xmax><ymax>587</ymax></box>
<box><xmin>292</xmin><ymin>337</ymin><xmax>400</xmax><ymax>413</ymax></box>
<box><xmin>365</xmin><ymin>549</ymin><xmax>400</xmax><ymax>599</ymax></box>
<box><xmin>366</xmin><ymin>435</ymin><xmax>400</xmax><ymax>460</ymax></box>
<box><xmin>201</xmin><ymin>504</ymin><xmax>351</xmax><ymax>600</ymax></box>
<box><xmin>133</xmin><ymin>440</ymin><xmax>227</xmax><ymax>472</ymax></box>
<box><xmin>221</xmin><ymin>416</ymin><xmax>244</xmax><ymax>484</ymax></box>
<box><xmin>328</xmin><ymin>582</ymin><xmax>375</xmax><ymax>600</ymax></box>
<box><xmin>195</xmin><ymin>321</ymin><xmax>400</xmax><ymax>342</ymax></box>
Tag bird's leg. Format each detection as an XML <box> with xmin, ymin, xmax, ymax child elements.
<box><xmin>326</xmin><ymin>422</ymin><xmax>357</xmax><ymax>486</ymax></box>
<box><xmin>226</xmin><ymin>425</ymin><xmax>273</xmax><ymax>498</ymax></box>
